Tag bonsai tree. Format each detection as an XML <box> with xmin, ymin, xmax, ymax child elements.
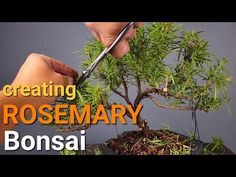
<box><xmin>51</xmin><ymin>22</ymin><xmax>231</xmax><ymax>154</ymax></box>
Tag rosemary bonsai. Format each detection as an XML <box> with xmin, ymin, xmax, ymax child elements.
<box><xmin>52</xmin><ymin>22</ymin><xmax>231</xmax><ymax>138</ymax></box>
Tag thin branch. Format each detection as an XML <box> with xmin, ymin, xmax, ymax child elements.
<box><xmin>134</xmin><ymin>87</ymin><xmax>191</xmax><ymax>108</ymax></box>
<box><xmin>148</xmin><ymin>95</ymin><xmax>206</xmax><ymax>111</ymax></box>
<box><xmin>136</xmin><ymin>76</ymin><xmax>142</xmax><ymax>94</ymax></box>
<box><xmin>148</xmin><ymin>95</ymin><xmax>193</xmax><ymax>110</ymax></box>
<box><xmin>110</xmin><ymin>85</ymin><xmax>133</xmax><ymax>106</ymax></box>
<box><xmin>121</xmin><ymin>75</ymin><xmax>129</xmax><ymax>98</ymax></box>
<box><xmin>101</xmin><ymin>96</ymin><xmax>111</xmax><ymax>110</ymax></box>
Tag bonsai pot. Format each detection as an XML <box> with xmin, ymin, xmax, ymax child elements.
<box><xmin>75</xmin><ymin>130</ymin><xmax>235</xmax><ymax>155</ymax></box>
<box><xmin>76</xmin><ymin>130</ymin><xmax>234</xmax><ymax>155</ymax></box>
<box><xmin>76</xmin><ymin>144</ymin><xmax>116</xmax><ymax>155</ymax></box>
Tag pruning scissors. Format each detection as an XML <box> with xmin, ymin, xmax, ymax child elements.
<box><xmin>76</xmin><ymin>22</ymin><xmax>135</xmax><ymax>88</ymax></box>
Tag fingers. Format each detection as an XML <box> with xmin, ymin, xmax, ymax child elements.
<box><xmin>134</xmin><ymin>22</ymin><xmax>143</xmax><ymax>28</ymax></box>
<box><xmin>26</xmin><ymin>53</ymin><xmax>78</xmax><ymax>85</ymax></box>
<box><xmin>101</xmin><ymin>27</ymin><xmax>136</xmax><ymax>58</ymax></box>
<box><xmin>110</xmin><ymin>27</ymin><xmax>136</xmax><ymax>58</ymax></box>
<box><xmin>43</xmin><ymin>55</ymin><xmax>78</xmax><ymax>80</ymax></box>
<box><xmin>100</xmin><ymin>36</ymin><xmax>130</xmax><ymax>58</ymax></box>
<box><xmin>101</xmin><ymin>23</ymin><xmax>141</xmax><ymax>58</ymax></box>
<box><xmin>53</xmin><ymin>72</ymin><xmax>75</xmax><ymax>86</ymax></box>
<box><xmin>111</xmin><ymin>40</ymin><xmax>130</xmax><ymax>58</ymax></box>
<box><xmin>126</xmin><ymin>28</ymin><xmax>136</xmax><ymax>40</ymax></box>
<box><xmin>92</xmin><ymin>31</ymin><xmax>101</xmax><ymax>41</ymax></box>
<box><xmin>86</xmin><ymin>22</ymin><xmax>143</xmax><ymax>58</ymax></box>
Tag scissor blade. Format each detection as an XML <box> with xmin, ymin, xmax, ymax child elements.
<box><xmin>76</xmin><ymin>22</ymin><xmax>135</xmax><ymax>87</ymax></box>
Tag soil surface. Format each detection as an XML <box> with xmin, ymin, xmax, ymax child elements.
<box><xmin>74</xmin><ymin>130</ymin><xmax>235</xmax><ymax>155</ymax></box>
<box><xmin>106</xmin><ymin>130</ymin><xmax>196</xmax><ymax>155</ymax></box>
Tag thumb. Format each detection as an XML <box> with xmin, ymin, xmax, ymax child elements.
<box><xmin>110</xmin><ymin>40</ymin><xmax>130</xmax><ymax>58</ymax></box>
<box><xmin>53</xmin><ymin>73</ymin><xmax>75</xmax><ymax>86</ymax></box>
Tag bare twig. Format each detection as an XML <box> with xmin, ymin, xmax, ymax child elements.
<box><xmin>136</xmin><ymin>76</ymin><xmax>142</xmax><ymax>94</ymax></box>
<box><xmin>148</xmin><ymin>95</ymin><xmax>193</xmax><ymax>110</ymax></box>
<box><xmin>121</xmin><ymin>75</ymin><xmax>129</xmax><ymax>98</ymax></box>
<box><xmin>110</xmin><ymin>85</ymin><xmax>133</xmax><ymax>106</ymax></box>
<box><xmin>148</xmin><ymin>95</ymin><xmax>206</xmax><ymax>111</ymax></box>
<box><xmin>134</xmin><ymin>87</ymin><xmax>191</xmax><ymax>108</ymax></box>
<box><xmin>130</xmin><ymin>138</ymin><xmax>142</xmax><ymax>153</ymax></box>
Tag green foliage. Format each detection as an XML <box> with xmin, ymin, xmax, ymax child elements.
<box><xmin>54</xmin><ymin>23</ymin><xmax>231</xmax><ymax>155</ymax></box>
<box><xmin>49</xmin><ymin>22</ymin><xmax>231</xmax><ymax>132</ymax></box>
<box><xmin>83</xmin><ymin>22</ymin><xmax>231</xmax><ymax>113</ymax></box>
<box><xmin>94</xmin><ymin>147</ymin><xmax>103</xmax><ymax>155</ymax></box>
<box><xmin>141</xmin><ymin>131</ymin><xmax>192</xmax><ymax>155</ymax></box>
<box><xmin>161</xmin><ymin>124</ymin><xmax>170</xmax><ymax>133</ymax></box>
<box><xmin>203</xmin><ymin>137</ymin><xmax>225</xmax><ymax>155</ymax></box>
<box><xmin>74</xmin><ymin>82</ymin><xmax>109</xmax><ymax>117</ymax></box>
<box><xmin>59</xmin><ymin>148</ymin><xmax>76</xmax><ymax>155</ymax></box>
<box><xmin>170</xmin><ymin>145</ymin><xmax>191</xmax><ymax>155</ymax></box>
<box><xmin>144</xmin><ymin>137</ymin><xmax>167</xmax><ymax>147</ymax></box>
<box><xmin>46</xmin><ymin>81</ymin><xmax>109</xmax><ymax>130</ymax></box>
<box><xmin>187</xmin><ymin>130</ymin><xmax>197</xmax><ymax>141</ymax></box>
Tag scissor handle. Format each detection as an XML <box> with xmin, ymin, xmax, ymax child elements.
<box><xmin>76</xmin><ymin>22</ymin><xmax>135</xmax><ymax>87</ymax></box>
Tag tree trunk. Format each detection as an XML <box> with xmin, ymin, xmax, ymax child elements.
<box><xmin>137</xmin><ymin>115</ymin><xmax>150</xmax><ymax>137</ymax></box>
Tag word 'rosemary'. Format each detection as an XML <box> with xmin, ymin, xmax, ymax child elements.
<box><xmin>3</xmin><ymin>104</ymin><xmax>142</xmax><ymax>125</ymax></box>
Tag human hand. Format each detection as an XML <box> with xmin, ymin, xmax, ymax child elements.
<box><xmin>85</xmin><ymin>22</ymin><xmax>143</xmax><ymax>58</ymax></box>
<box><xmin>11</xmin><ymin>53</ymin><xmax>78</xmax><ymax>107</ymax></box>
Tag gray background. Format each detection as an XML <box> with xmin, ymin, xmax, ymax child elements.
<box><xmin>0</xmin><ymin>22</ymin><xmax>235</xmax><ymax>154</ymax></box>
